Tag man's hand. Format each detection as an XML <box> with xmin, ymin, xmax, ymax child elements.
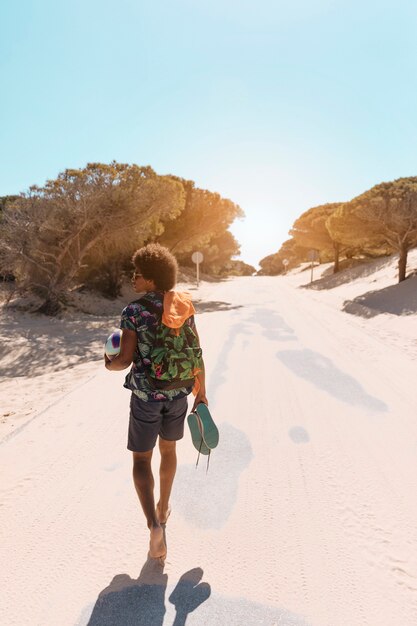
<box><xmin>192</xmin><ymin>390</ymin><xmax>208</xmax><ymax>413</ymax></box>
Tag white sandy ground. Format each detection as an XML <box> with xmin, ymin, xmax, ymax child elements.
<box><xmin>1</xmin><ymin>250</ymin><xmax>417</xmax><ymax>626</ymax></box>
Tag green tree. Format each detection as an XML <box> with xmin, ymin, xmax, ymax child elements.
<box><xmin>177</xmin><ymin>230</ymin><xmax>242</xmax><ymax>276</ymax></box>
<box><xmin>289</xmin><ymin>203</ymin><xmax>346</xmax><ymax>273</ymax></box>
<box><xmin>258</xmin><ymin>239</ymin><xmax>309</xmax><ymax>275</ymax></box>
<box><xmin>327</xmin><ymin>176</ymin><xmax>417</xmax><ymax>282</ymax></box>
<box><xmin>156</xmin><ymin>177</ymin><xmax>244</xmax><ymax>256</ymax></box>
<box><xmin>220</xmin><ymin>259</ymin><xmax>256</xmax><ymax>276</ymax></box>
<box><xmin>258</xmin><ymin>252</ymin><xmax>285</xmax><ymax>275</ymax></box>
<box><xmin>0</xmin><ymin>195</ymin><xmax>19</xmax><ymax>213</ymax></box>
<box><xmin>2</xmin><ymin>163</ymin><xmax>184</xmax><ymax>312</ymax></box>
<box><xmin>0</xmin><ymin>196</ymin><xmax>19</xmax><ymax>279</ymax></box>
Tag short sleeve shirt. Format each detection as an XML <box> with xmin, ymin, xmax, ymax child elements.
<box><xmin>120</xmin><ymin>291</ymin><xmax>194</xmax><ymax>402</ymax></box>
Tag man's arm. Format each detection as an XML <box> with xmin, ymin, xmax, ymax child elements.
<box><xmin>192</xmin><ymin>358</ymin><xmax>208</xmax><ymax>412</ymax></box>
<box><xmin>191</xmin><ymin>323</ymin><xmax>208</xmax><ymax>411</ymax></box>
<box><xmin>104</xmin><ymin>328</ymin><xmax>137</xmax><ymax>371</ymax></box>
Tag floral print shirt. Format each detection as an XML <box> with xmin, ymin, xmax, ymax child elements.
<box><xmin>120</xmin><ymin>291</ymin><xmax>194</xmax><ymax>402</ymax></box>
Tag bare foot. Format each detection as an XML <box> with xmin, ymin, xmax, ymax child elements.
<box><xmin>156</xmin><ymin>502</ymin><xmax>171</xmax><ymax>525</ymax></box>
<box><xmin>149</xmin><ymin>526</ymin><xmax>166</xmax><ymax>559</ymax></box>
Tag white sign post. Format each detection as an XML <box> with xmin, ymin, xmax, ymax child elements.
<box><xmin>191</xmin><ymin>251</ymin><xmax>204</xmax><ymax>287</ymax></box>
<box><xmin>308</xmin><ymin>250</ymin><xmax>319</xmax><ymax>283</ymax></box>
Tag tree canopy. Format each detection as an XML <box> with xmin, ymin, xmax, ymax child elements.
<box><xmin>156</xmin><ymin>176</ymin><xmax>244</xmax><ymax>256</ymax></box>
<box><xmin>289</xmin><ymin>203</ymin><xmax>344</xmax><ymax>273</ymax></box>
<box><xmin>258</xmin><ymin>239</ymin><xmax>309</xmax><ymax>275</ymax></box>
<box><xmin>327</xmin><ymin>176</ymin><xmax>417</xmax><ymax>282</ymax></box>
<box><xmin>0</xmin><ymin>163</ymin><xmax>246</xmax><ymax>310</ymax></box>
<box><xmin>176</xmin><ymin>229</ymin><xmax>242</xmax><ymax>276</ymax></box>
<box><xmin>1</xmin><ymin>163</ymin><xmax>184</xmax><ymax>312</ymax></box>
<box><xmin>259</xmin><ymin>176</ymin><xmax>417</xmax><ymax>281</ymax></box>
<box><xmin>0</xmin><ymin>195</ymin><xmax>19</xmax><ymax>213</ymax></box>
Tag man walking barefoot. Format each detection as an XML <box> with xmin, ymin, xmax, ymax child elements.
<box><xmin>105</xmin><ymin>244</ymin><xmax>207</xmax><ymax>558</ymax></box>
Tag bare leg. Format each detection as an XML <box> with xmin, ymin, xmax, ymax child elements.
<box><xmin>132</xmin><ymin>450</ymin><xmax>166</xmax><ymax>558</ymax></box>
<box><xmin>156</xmin><ymin>438</ymin><xmax>177</xmax><ymax>523</ymax></box>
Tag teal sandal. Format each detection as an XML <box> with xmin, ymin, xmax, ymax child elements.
<box><xmin>187</xmin><ymin>403</ymin><xmax>219</xmax><ymax>470</ymax></box>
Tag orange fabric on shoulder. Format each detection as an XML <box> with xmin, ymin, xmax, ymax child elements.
<box><xmin>162</xmin><ymin>291</ymin><xmax>196</xmax><ymax>328</ymax></box>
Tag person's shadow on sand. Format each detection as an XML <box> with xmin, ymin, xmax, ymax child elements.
<box><xmin>87</xmin><ymin>557</ymin><xmax>210</xmax><ymax>626</ymax></box>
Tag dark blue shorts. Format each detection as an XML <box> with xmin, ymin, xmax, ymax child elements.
<box><xmin>127</xmin><ymin>393</ymin><xmax>188</xmax><ymax>452</ymax></box>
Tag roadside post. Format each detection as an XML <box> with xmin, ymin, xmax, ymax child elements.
<box><xmin>282</xmin><ymin>258</ymin><xmax>289</xmax><ymax>274</ymax></box>
<box><xmin>308</xmin><ymin>250</ymin><xmax>319</xmax><ymax>283</ymax></box>
<box><xmin>191</xmin><ymin>251</ymin><xmax>204</xmax><ymax>287</ymax></box>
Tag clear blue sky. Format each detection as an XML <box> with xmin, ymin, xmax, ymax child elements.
<box><xmin>1</xmin><ymin>0</ymin><xmax>417</xmax><ymax>267</ymax></box>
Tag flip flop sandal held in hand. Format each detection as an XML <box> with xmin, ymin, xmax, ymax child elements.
<box><xmin>187</xmin><ymin>403</ymin><xmax>219</xmax><ymax>470</ymax></box>
<box><xmin>195</xmin><ymin>403</ymin><xmax>219</xmax><ymax>450</ymax></box>
<box><xmin>187</xmin><ymin>412</ymin><xmax>211</xmax><ymax>456</ymax></box>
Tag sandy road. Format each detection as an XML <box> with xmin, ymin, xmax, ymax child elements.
<box><xmin>1</xmin><ymin>276</ymin><xmax>417</xmax><ymax>626</ymax></box>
